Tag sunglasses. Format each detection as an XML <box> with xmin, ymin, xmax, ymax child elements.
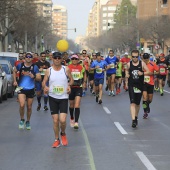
<box><xmin>71</xmin><ymin>58</ymin><xmax>78</xmax><ymax>60</ymax></box>
<box><xmin>82</xmin><ymin>53</ymin><xmax>86</xmax><ymax>54</ymax></box>
<box><xmin>132</xmin><ymin>56</ymin><xmax>138</xmax><ymax>58</ymax></box>
<box><xmin>53</xmin><ymin>56</ymin><xmax>61</xmax><ymax>60</ymax></box>
<box><xmin>92</xmin><ymin>55</ymin><xmax>96</xmax><ymax>56</ymax></box>
<box><xmin>41</xmin><ymin>55</ymin><xmax>46</xmax><ymax>57</ymax></box>
<box><xmin>25</xmin><ymin>55</ymin><xmax>33</xmax><ymax>58</ymax></box>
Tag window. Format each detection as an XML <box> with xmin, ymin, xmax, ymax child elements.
<box><xmin>103</xmin><ymin>7</ymin><xmax>107</xmax><ymax>11</ymax></box>
<box><xmin>103</xmin><ymin>26</ymin><xmax>107</xmax><ymax>30</ymax></box>
<box><xmin>103</xmin><ymin>13</ymin><xmax>107</xmax><ymax>17</ymax></box>
<box><xmin>108</xmin><ymin>6</ymin><xmax>116</xmax><ymax>11</ymax></box>
<box><xmin>162</xmin><ymin>0</ymin><xmax>167</xmax><ymax>4</ymax></box>
<box><xmin>108</xmin><ymin>13</ymin><xmax>113</xmax><ymax>17</ymax></box>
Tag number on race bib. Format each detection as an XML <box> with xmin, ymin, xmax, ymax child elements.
<box><xmin>144</xmin><ymin>76</ymin><xmax>150</xmax><ymax>83</ymax></box>
<box><xmin>71</xmin><ymin>72</ymin><xmax>80</xmax><ymax>80</ymax></box>
<box><xmin>53</xmin><ymin>86</ymin><xmax>64</xmax><ymax>95</ymax></box>
<box><xmin>96</xmin><ymin>68</ymin><xmax>102</xmax><ymax>74</ymax></box>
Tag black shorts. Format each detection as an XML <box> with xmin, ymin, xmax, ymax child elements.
<box><xmin>122</xmin><ymin>71</ymin><xmax>125</xmax><ymax>78</ymax></box>
<box><xmin>158</xmin><ymin>75</ymin><xmax>166</xmax><ymax>81</ymax></box>
<box><xmin>69</xmin><ymin>87</ymin><xmax>82</xmax><ymax>100</ymax></box>
<box><xmin>128</xmin><ymin>86</ymin><xmax>142</xmax><ymax>105</ymax></box>
<box><xmin>18</xmin><ymin>89</ymin><xmax>35</xmax><ymax>98</ymax></box>
<box><xmin>106</xmin><ymin>73</ymin><xmax>115</xmax><ymax>78</ymax></box>
<box><xmin>143</xmin><ymin>83</ymin><xmax>154</xmax><ymax>94</ymax></box>
<box><xmin>115</xmin><ymin>76</ymin><xmax>121</xmax><ymax>79</ymax></box>
<box><xmin>49</xmin><ymin>96</ymin><xmax>68</xmax><ymax>115</ymax></box>
<box><xmin>89</xmin><ymin>73</ymin><xmax>94</xmax><ymax>81</ymax></box>
<box><xmin>86</xmin><ymin>70</ymin><xmax>89</xmax><ymax>77</ymax></box>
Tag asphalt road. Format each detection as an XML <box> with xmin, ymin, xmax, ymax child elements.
<box><xmin>0</xmin><ymin>85</ymin><xmax>170</xmax><ymax>170</ymax></box>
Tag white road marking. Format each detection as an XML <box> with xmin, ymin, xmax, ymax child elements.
<box><xmin>114</xmin><ymin>122</ymin><xmax>128</xmax><ymax>135</ymax></box>
<box><xmin>136</xmin><ymin>151</ymin><xmax>157</xmax><ymax>170</ymax></box>
<box><xmin>103</xmin><ymin>106</ymin><xmax>111</xmax><ymax>114</ymax></box>
<box><xmin>163</xmin><ymin>90</ymin><xmax>170</xmax><ymax>94</ymax></box>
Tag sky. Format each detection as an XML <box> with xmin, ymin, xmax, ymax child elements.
<box><xmin>52</xmin><ymin>0</ymin><xmax>95</xmax><ymax>40</ymax></box>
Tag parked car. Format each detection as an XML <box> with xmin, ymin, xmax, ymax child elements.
<box><xmin>0</xmin><ymin>65</ymin><xmax>8</xmax><ymax>103</ymax></box>
<box><xmin>0</xmin><ymin>52</ymin><xmax>19</xmax><ymax>67</ymax></box>
<box><xmin>0</xmin><ymin>60</ymin><xmax>15</xmax><ymax>98</ymax></box>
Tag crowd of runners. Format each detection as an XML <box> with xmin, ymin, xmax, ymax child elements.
<box><xmin>13</xmin><ymin>49</ymin><xmax>170</xmax><ymax>147</ymax></box>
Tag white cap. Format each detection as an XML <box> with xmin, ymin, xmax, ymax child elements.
<box><xmin>124</xmin><ymin>52</ymin><xmax>128</xmax><ymax>55</ymax></box>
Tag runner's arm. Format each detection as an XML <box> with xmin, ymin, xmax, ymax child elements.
<box><xmin>66</xmin><ymin>67</ymin><xmax>74</xmax><ymax>86</ymax></box>
<box><xmin>42</xmin><ymin>68</ymin><xmax>49</xmax><ymax>89</ymax></box>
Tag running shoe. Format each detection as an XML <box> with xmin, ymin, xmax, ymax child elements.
<box><xmin>37</xmin><ymin>104</ymin><xmax>41</xmax><ymax>111</ymax></box>
<box><xmin>132</xmin><ymin>120</ymin><xmax>137</xmax><ymax>128</ymax></box>
<box><xmin>118</xmin><ymin>88</ymin><xmax>121</xmax><ymax>94</ymax></box>
<box><xmin>111</xmin><ymin>91</ymin><xmax>115</xmax><ymax>96</ymax></box>
<box><xmin>70</xmin><ymin>119</ymin><xmax>75</xmax><ymax>127</ymax></box>
<box><xmin>44</xmin><ymin>106</ymin><xmax>48</xmax><ymax>111</ymax></box>
<box><xmin>108</xmin><ymin>91</ymin><xmax>111</xmax><ymax>96</ymax></box>
<box><xmin>143</xmin><ymin>112</ymin><xmax>148</xmax><ymax>119</ymax></box>
<box><xmin>61</xmin><ymin>133</ymin><xmax>68</xmax><ymax>146</ymax></box>
<box><xmin>105</xmin><ymin>85</ymin><xmax>108</xmax><ymax>91</ymax></box>
<box><xmin>52</xmin><ymin>139</ymin><xmax>60</xmax><ymax>148</ymax></box>
<box><xmin>92</xmin><ymin>91</ymin><xmax>95</xmax><ymax>95</ymax></box>
<box><xmin>25</xmin><ymin>121</ymin><xmax>31</xmax><ymax>130</ymax></box>
<box><xmin>98</xmin><ymin>99</ymin><xmax>102</xmax><ymax>104</ymax></box>
<box><xmin>74</xmin><ymin>122</ymin><xmax>79</xmax><ymax>130</ymax></box>
<box><xmin>19</xmin><ymin>120</ymin><xmax>25</xmax><ymax>129</ymax></box>
<box><xmin>116</xmin><ymin>89</ymin><xmax>119</xmax><ymax>95</ymax></box>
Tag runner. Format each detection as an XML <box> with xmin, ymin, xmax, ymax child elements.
<box><xmin>156</xmin><ymin>53</ymin><xmax>168</xmax><ymax>96</ymax></box>
<box><xmin>13</xmin><ymin>53</ymin><xmax>41</xmax><ymax>130</ymax></box>
<box><xmin>68</xmin><ymin>54</ymin><xmax>86</xmax><ymax>129</ymax></box>
<box><xmin>126</xmin><ymin>50</ymin><xmax>150</xmax><ymax>128</ymax></box>
<box><xmin>90</xmin><ymin>52</ymin><xmax>108</xmax><ymax>104</ymax></box>
<box><xmin>105</xmin><ymin>50</ymin><xmax>119</xmax><ymax>96</ymax></box>
<box><xmin>115</xmin><ymin>55</ymin><xmax>122</xmax><ymax>95</ymax></box>
<box><xmin>88</xmin><ymin>53</ymin><xmax>96</xmax><ymax>94</ymax></box>
<box><xmin>82</xmin><ymin>50</ymin><xmax>90</xmax><ymax>96</ymax></box>
<box><xmin>121</xmin><ymin>52</ymin><xmax>130</xmax><ymax>91</ymax></box>
<box><xmin>142</xmin><ymin>53</ymin><xmax>159</xmax><ymax>118</ymax></box>
<box><xmin>35</xmin><ymin>52</ymin><xmax>50</xmax><ymax>111</ymax></box>
<box><xmin>42</xmin><ymin>52</ymin><xmax>73</xmax><ymax>148</ymax></box>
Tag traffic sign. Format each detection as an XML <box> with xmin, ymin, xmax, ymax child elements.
<box><xmin>154</xmin><ymin>44</ymin><xmax>160</xmax><ymax>50</ymax></box>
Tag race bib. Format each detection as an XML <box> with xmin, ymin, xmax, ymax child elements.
<box><xmin>96</xmin><ymin>68</ymin><xmax>102</xmax><ymax>74</ymax></box>
<box><xmin>160</xmin><ymin>68</ymin><xmax>165</xmax><ymax>74</ymax></box>
<box><xmin>52</xmin><ymin>85</ymin><xmax>64</xmax><ymax>95</ymax></box>
<box><xmin>71</xmin><ymin>72</ymin><xmax>80</xmax><ymax>80</ymax></box>
<box><xmin>41</xmin><ymin>69</ymin><xmax>46</xmax><ymax>75</ymax></box>
<box><xmin>133</xmin><ymin>87</ymin><xmax>141</xmax><ymax>93</ymax></box>
<box><xmin>144</xmin><ymin>76</ymin><xmax>150</xmax><ymax>83</ymax></box>
<box><xmin>110</xmin><ymin>63</ymin><xmax>115</xmax><ymax>68</ymax></box>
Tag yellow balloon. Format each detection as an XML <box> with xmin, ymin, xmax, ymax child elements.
<box><xmin>56</xmin><ymin>40</ymin><xmax>69</xmax><ymax>52</ymax></box>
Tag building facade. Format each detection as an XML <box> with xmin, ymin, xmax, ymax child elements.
<box><xmin>52</xmin><ymin>5</ymin><xmax>68</xmax><ymax>39</ymax></box>
<box><xmin>100</xmin><ymin>0</ymin><xmax>119</xmax><ymax>33</ymax></box>
<box><xmin>34</xmin><ymin>0</ymin><xmax>53</xmax><ymax>25</ymax></box>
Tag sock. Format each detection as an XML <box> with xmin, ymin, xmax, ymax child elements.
<box><xmin>44</xmin><ymin>95</ymin><xmax>48</xmax><ymax>106</ymax></box>
<box><xmin>143</xmin><ymin>101</ymin><xmax>148</xmax><ymax>112</ymax></box>
<box><xmin>75</xmin><ymin>108</ymin><xmax>80</xmax><ymax>123</ymax></box>
<box><xmin>69</xmin><ymin>107</ymin><xmax>74</xmax><ymax>119</ymax></box>
<box><xmin>37</xmin><ymin>96</ymin><xmax>41</xmax><ymax>105</ymax></box>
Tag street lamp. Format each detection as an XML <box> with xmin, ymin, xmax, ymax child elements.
<box><xmin>124</xmin><ymin>5</ymin><xmax>129</xmax><ymax>47</ymax></box>
<box><xmin>0</xmin><ymin>30</ymin><xmax>3</xmax><ymax>52</ymax></box>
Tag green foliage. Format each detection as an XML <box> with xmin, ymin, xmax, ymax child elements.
<box><xmin>114</xmin><ymin>0</ymin><xmax>137</xmax><ymax>27</ymax></box>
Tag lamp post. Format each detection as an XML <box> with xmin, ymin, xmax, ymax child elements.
<box><xmin>124</xmin><ymin>5</ymin><xmax>129</xmax><ymax>48</ymax></box>
<box><xmin>0</xmin><ymin>31</ymin><xmax>3</xmax><ymax>52</ymax></box>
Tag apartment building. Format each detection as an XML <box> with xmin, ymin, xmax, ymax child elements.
<box><xmin>100</xmin><ymin>0</ymin><xmax>119</xmax><ymax>33</ymax></box>
<box><xmin>137</xmin><ymin>0</ymin><xmax>170</xmax><ymax>19</ymax></box>
<box><xmin>52</xmin><ymin>5</ymin><xmax>68</xmax><ymax>39</ymax></box>
<box><xmin>34</xmin><ymin>0</ymin><xmax>53</xmax><ymax>25</ymax></box>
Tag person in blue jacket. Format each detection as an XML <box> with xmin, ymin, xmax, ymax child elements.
<box><xmin>90</xmin><ymin>52</ymin><xmax>108</xmax><ymax>104</ymax></box>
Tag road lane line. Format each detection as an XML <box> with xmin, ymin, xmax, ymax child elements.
<box><xmin>79</xmin><ymin>119</ymin><xmax>96</xmax><ymax>170</ymax></box>
<box><xmin>114</xmin><ymin>122</ymin><xmax>128</xmax><ymax>135</ymax></box>
<box><xmin>163</xmin><ymin>90</ymin><xmax>170</xmax><ymax>94</ymax></box>
<box><xmin>136</xmin><ymin>151</ymin><xmax>157</xmax><ymax>170</ymax></box>
<box><xmin>103</xmin><ymin>106</ymin><xmax>111</xmax><ymax>114</ymax></box>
